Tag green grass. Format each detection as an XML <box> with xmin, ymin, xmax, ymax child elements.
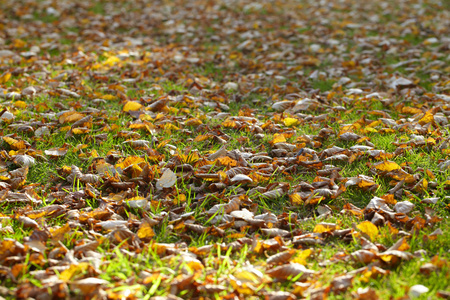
<box><xmin>0</xmin><ymin>0</ymin><xmax>449</xmax><ymax>298</ymax></box>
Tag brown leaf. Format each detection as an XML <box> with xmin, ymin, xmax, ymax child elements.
<box><xmin>266</xmin><ymin>263</ymin><xmax>315</xmax><ymax>281</ymax></box>
<box><xmin>267</xmin><ymin>249</ymin><xmax>297</xmax><ymax>265</ymax></box>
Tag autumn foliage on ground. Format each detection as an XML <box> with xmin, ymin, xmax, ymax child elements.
<box><xmin>0</xmin><ymin>0</ymin><xmax>449</xmax><ymax>299</ymax></box>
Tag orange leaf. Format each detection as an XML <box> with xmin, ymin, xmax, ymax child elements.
<box><xmin>216</xmin><ymin>156</ymin><xmax>237</xmax><ymax>167</ymax></box>
<box><xmin>313</xmin><ymin>223</ymin><xmax>339</xmax><ymax>233</ymax></box>
<box><xmin>13</xmin><ymin>39</ymin><xmax>26</xmax><ymax>48</ymax></box>
<box><xmin>226</xmin><ymin>233</ymin><xmax>246</xmax><ymax>239</ymax></box>
<box><xmin>425</xmin><ymin>169</ymin><xmax>435</xmax><ymax>179</ymax></box>
<box><xmin>194</xmin><ymin>134</ymin><xmax>211</xmax><ymax>142</ymax></box>
<box><xmin>59</xmin><ymin>111</ymin><xmax>86</xmax><ymax>124</ymax></box>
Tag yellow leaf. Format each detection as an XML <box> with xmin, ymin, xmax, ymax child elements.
<box><xmin>11</xmin><ymin>140</ymin><xmax>26</xmax><ymax>150</ymax></box>
<box><xmin>373</xmin><ymin>161</ymin><xmax>401</xmax><ymax>172</ymax></box>
<box><xmin>123</xmin><ymin>101</ymin><xmax>143</xmax><ymax>112</ymax></box>
<box><xmin>59</xmin><ymin>262</ymin><xmax>90</xmax><ymax>282</ymax></box>
<box><xmin>283</xmin><ymin>117</ymin><xmax>300</xmax><ymax>127</ymax></box>
<box><xmin>139</xmin><ymin>114</ymin><xmax>153</xmax><ymax>121</ymax></box>
<box><xmin>60</xmin><ymin>125</ymin><xmax>71</xmax><ymax>132</ymax></box>
<box><xmin>26</xmin><ymin>211</ymin><xmax>47</xmax><ymax>219</ymax></box>
<box><xmin>156</xmin><ymin>139</ymin><xmax>171</xmax><ymax>149</ymax></box>
<box><xmin>396</xmin><ymin>239</ymin><xmax>410</xmax><ymax>251</ymax></box>
<box><xmin>418</xmin><ymin>112</ymin><xmax>434</xmax><ymax>125</ymax></box>
<box><xmin>426</xmin><ymin>137</ymin><xmax>436</xmax><ymax>145</ymax></box>
<box><xmin>108</xmin><ymin>84</ymin><xmax>126</xmax><ymax>92</ymax></box>
<box><xmin>61</xmin><ymin>165</ymin><xmax>72</xmax><ymax>173</ymax></box>
<box><xmin>313</xmin><ymin>223</ymin><xmax>339</xmax><ymax>233</ymax></box>
<box><xmin>72</xmin><ymin>128</ymin><xmax>90</xmax><ymax>135</ymax></box>
<box><xmin>154</xmin><ymin>113</ymin><xmax>165</xmax><ymax>121</ymax></box>
<box><xmin>235</xmin><ymin>270</ymin><xmax>261</xmax><ymax>284</ymax></box>
<box><xmin>3</xmin><ymin>137</ymin><xmax>18</xmax><ymax>145</ymax></box>
<box><xmin>185</xmin><ymin>118</ymin><xmax>202</xmax><ymax>126</ymax></box>
<box><xmin>218</xmin><ymin>170</ymin><xmax>227</xmax><ymax>182</ymax></box>
<box><xmin>179</xmin><ymin>152</ymin><xmax>200</xmax><ymax>164</ymax></box>
<box><xmin>163</xmin><ymin>123</ymin><xmax>179</xmax><ymax>131</ymax></box>
<box><xmin>194</xmin><ymin>134</ymin><xmax>211</xmax><ymax>142</ymax></box>
<box><xmin>168</xmin><ymin>107</ymin><xmax>178</xmax><ymax>114</ymax></box>
<box><xmin>50</xmin><ymin>223</ymin><xmax>71</xmax><ymax>242</ymax></box>
<box><xmin>13</xmin><ymin>39</ymin><xmax>26</xmax><ymax>48</ymax></box>
<box><xmin>143</xmin><ymin>274</ymin><xmax>163</xmax><ymax>285</ymax></box>
<box><xmin>363</xmin><ymin>127</ymin><xmax>378</xmax><ymax>133</ymax></box>
<box><xmin>291</xmin><ymin>249</ymin><xmax>312</xmax><ymax>265</ymax></box>
<box><xmin>129</xmin><ymin>123</ymin><xmax>146</xmax><ymax>130</ymax></box>
<box><xmin>0</xmin><ymin>73</ymin><xmax>11</xmax><ymax>84</ymax></box>
<box><xmin>115</xmin><ymin>156</ymin><xmax>145</xmax><ymax>170</ymax></box>
<box><xmin>13</xmin><ymin>101</ymin><xmax>27</xmax><ymax>109</ymax></box>
<box><xmin>173</xmin><ymin>194</ymin><xmax>186</xmax><ymax>205</ymax></box>
<box><xmin>137</xmin><ymin>222</ymin><xmax>155</xmax><ymax>239</ymax></box>
<box><xmin>103</xmin><ymin>56</ymin><xmax>120</xmax><ymax>66</ymax></box>
<box><xmin>358</xmin><ymin>179</ymin><xmax>377</xmax><ymax>189</ymax></box>
<box><xmin>101</xmin><ymin>94</ymin><xmax>116</xmax><ymax>100</ymax></box>
<box><xmin>185</xmin><ymin>259</ymin><xmax>204</xmax><ymax>273</ymax></box>
<box><xmin>422</xmin><ymin>178</ymin><xmax>428</xmax><ymax>190</ymax></box>
<box><xmin>313</xmin><ymin>224</ymin><xmax>329</xmax><ymax>233</ymax></box>
<box><xmin>357</xmin><ymin>221</ymin><xmax>379</xmax><ymax>241</ymax></box>
<box><xmin>90</xmin><ymin>149</ymin><xmax>99</xmax><ymax>158</ymax></box>
<box><xmin>230</xmin><ymin>278</ymin><xmax>255</xmax><ymax>295</ymax></box>
<box><xmin>248</xmin><ymin>172</ymin><xmax>270</xmax><ymax>184</ymax></box>
<box><xmin>426</xmin><ymin>169</ymin><xmax>435</xmax><ymax>180</ymax></box>
<box><xmin>90</xmin><ymin>63</ymin><xmax>102</xmax><ymax>70</ymax></box>
<box><xmin>222</xmin><ymin>119</ymin><xmax>237</xmax><ymax>128</ymax></box>
<box><xmin>289</xmin><ymin>193</ymin><xmax>303</xmax><ymax>205</ymax></box>
<box><xmin>270</xmin><ymin>133</ymin><xmax>286</xmax><ymax>145</ymax></box>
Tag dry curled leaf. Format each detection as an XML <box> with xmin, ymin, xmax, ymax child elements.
<box><xmin>156</xmin><ymin>169</ymin><xmax>177</xmax><ymax>189</ymax></box>
<box><xmin>266</xmin><ymin>263</ymin><xmax>315</xmax><ymax>281</ymax></box>
<box><xmin>267</xmin><ymin>249</ymin><xmax>297</xmax><ymax>265</ymax></box>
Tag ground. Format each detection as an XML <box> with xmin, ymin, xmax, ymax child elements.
<box><xmin>0</xmin><ymin>0</ymin><xmax>449</xmax><ymax>299</ymax></box>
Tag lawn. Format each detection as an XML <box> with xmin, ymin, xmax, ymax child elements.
<box><xmin>0</xmin><ymin>0</ymin><xmax>449</xmax><ymax>299</ymax></box>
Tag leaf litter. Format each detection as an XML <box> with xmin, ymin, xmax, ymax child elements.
<box><xmin>0</xmin><ymin>0</ymin><xmax>449</xmax><ymax>299</ymax></box>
